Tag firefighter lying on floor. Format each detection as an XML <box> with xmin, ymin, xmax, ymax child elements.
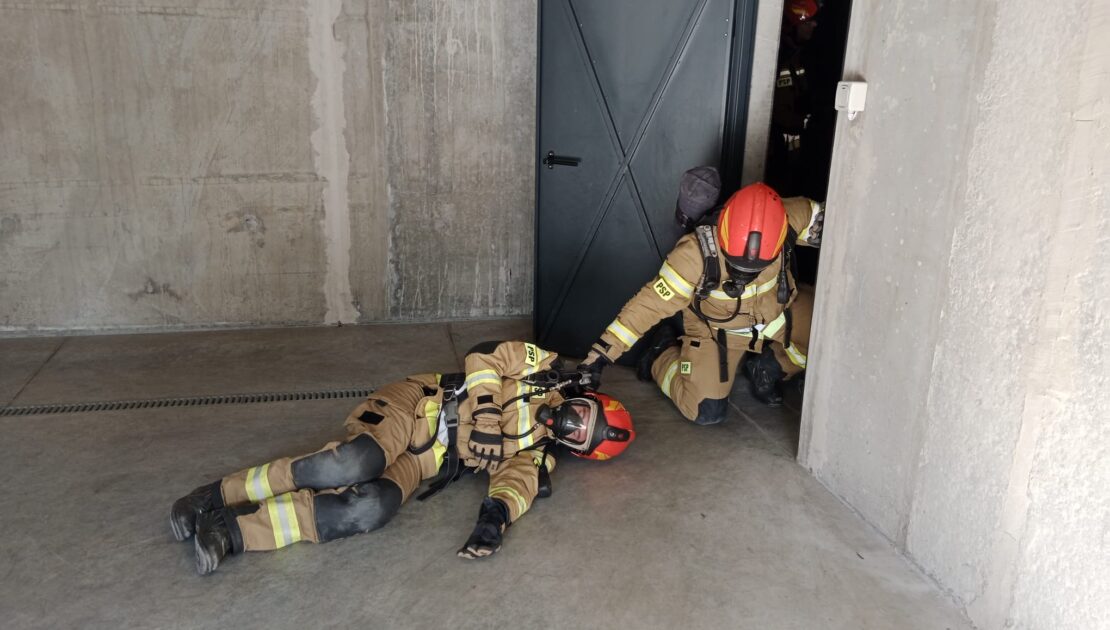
<box><xmin>169</xmin><ymin>340</ymin><xmax>635</xmax><ymax>575</ymax></box>
<box><xmin>579</xmin><ymin>177</ymin><xmax>823</xmax><ymax>426</ymax></box>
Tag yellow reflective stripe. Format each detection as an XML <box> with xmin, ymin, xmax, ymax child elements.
<box><xmin>605</xmin><ymin>320</ymin><xmax>640</xmax><ymax>348</ymax></box>
<box><xmin>762</xmin><ymin>313</ymin><xmax>788</xmax><ymax>338</ymax></box>
<box><xmin>265</xmin><ymin>497</ymin><xmax>284</xmax><ymax>547</ymax></box>
<box><xmin>785</xmin><ymin>344</ymin><xmax>807</xmax><ymax>369</ymax></box>
<box><xmin>245</xmin><ymin>464</ymin><xmax>274</xmax><ymax>503</ymax></box>
<box><xmin>709</xmin><ymin>277</ymin><xmax>778</xmax><ymax>300</ymax></box>
<box><xmin>530</xmin><ymin>450</ymin><xmax>555</xmax><ymax>472</ymax></box>
<box><xmin>516</xmin><ymin>381</ymin><xmax>535</xmax><ymax>450</ymax></box>
<box><xmin>424</xmin><ymin>400</ymin><xmax>440</xmax><ymax>436</ymax></box>
<box><xmin>659</xmin><ymin>263</ymin><xmax>694</xmax><ymax>298</ymax></box>
<box><xmin>432</xmin><ymin>441</ymin><xmax>447</xmax><ymax>471</ymax></box>
<box><xmin>660</xmin><ymin>360</ymin><xmax>680</xmax><ymax>399</ymax></box>
<box><xmin>424</xmin><ymin>399</ymin><xmax>447</xmax><ymax>470</ymax></box>
<box><xmin>724</xmin><ymin>312</ymin><xmax>788</xmax><ymax>338</ymax></box>
<box><xmin>266</xmin><ymin>493</ymin><xmax>302</xmax><ymax>548</ymax></box>
<box><xmin>465</xmin><ymin>369</ymin><xmax>500</xmax><ymax>390</ymax></box>
<box><xmin>280</xmin><ymin>494</ymin><xmax>301</xmax><ymax>544</ymax></box>
<box><xmin>489</xmin><ymin>486</ymin><xmax>528</xmax><ymax>517</ymax></box>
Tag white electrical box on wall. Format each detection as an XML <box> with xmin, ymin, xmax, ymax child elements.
<box><xmin>835</xmin><ymin>81</ymin><xmax>868</xmax><ymax>120</ymax></box>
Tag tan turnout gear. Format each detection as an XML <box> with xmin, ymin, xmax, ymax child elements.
<box><xmin>212</xmin><ymin>342</ymin><xmax>566</xmax><ymax>552</ymax></box>
<box><xmin>771</xmin><ymin>281</ymin><xmax>813</xmax><ymax>378</ymax></box>
<box><xmin>595</xmin><ymin>197</ymin><xmax>821</xmax><ymax>423</ymax></box>
<box><xmin>459</xmin><ymin>340</ymin><xmax>562</xmax><ymax>521</ymax></box>
<box><xmin>223</xmin><ymin>374</ymin><xmax>445</xmax><ymax>551</ymax></box>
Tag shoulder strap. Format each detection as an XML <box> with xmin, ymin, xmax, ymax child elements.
<box><xmin>694</xmin><ymin>225</ymin><xmax>721</xmax><ymax>296</ymax></box>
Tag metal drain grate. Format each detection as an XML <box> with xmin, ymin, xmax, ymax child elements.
<box><xmin>0</xmin><ymin>387</ymin><xmax>373</xmax><ymax>417</ymax></box>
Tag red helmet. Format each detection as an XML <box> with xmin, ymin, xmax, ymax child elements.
<box><xmin>716</xmin><ymin>183</ymin><xmax>789</xmax><ymax>275</ymax></box>
<box><xmin>785</xmin><ymin>0</ymin><xmax>819</xmax><ymax>26</ymax></box>
<box><xmin>538</xmin><ymin>393</ymin><xmax>635</xmax><ymax>461</ymax></box>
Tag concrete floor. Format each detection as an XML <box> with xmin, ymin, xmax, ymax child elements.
<box><xmin>0</xmin><ymin>319</ymin><xmax>970</xmax><ymax>629</ymax></box>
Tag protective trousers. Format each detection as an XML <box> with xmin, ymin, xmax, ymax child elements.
<box><xmin>217</xmin><ymin>377</ymin><xmax>443</xmax><ymax>552</ymax></box>
<box><xmin>650</xmin><ymin>284</ymin><xmax>815</xmax><ymax>425</ymax></box>
<box><xmin>770</xmin><ymin>282</ymin><xmax>813</xmax><ymax>379</ymax></box>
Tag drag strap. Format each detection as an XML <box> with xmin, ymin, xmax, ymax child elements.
<box><xmin>717</xmin><ymin>328</ymin><xmax>729</xmax><ymax>383</ymax></box>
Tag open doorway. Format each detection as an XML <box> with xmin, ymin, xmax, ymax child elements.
<box><xmin>732</xmin><ymin>0</ymin><xmax>853</xmax><ymax>455</ymax></box>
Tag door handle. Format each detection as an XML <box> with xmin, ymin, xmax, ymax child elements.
<box><xmin>543</xmin><ymin>151</ymin><xmax>581</xmax><ymax>169</ymax></box>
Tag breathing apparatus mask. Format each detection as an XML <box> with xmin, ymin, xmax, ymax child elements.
<box><xmin>536</xmin><ymin>394</ymin><xmax>634</xmax><ymax>460</ymax></box>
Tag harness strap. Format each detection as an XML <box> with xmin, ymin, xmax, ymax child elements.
<box><xmin>694</xmin><ymin>225</ymin><xmax>721</xmax><ymax>297</ymax></box>
<box><xmin>783</xmin><ymin>308</ymin><xmax>794</xmax><ymax>352</ymax></box>
<box><xmin>716</xmin><ymin>328</ymin><xmax>729</xmax><ymax>383</ymax></box>
<box><xmin>416</xmin><ymin>399</ymin><xmax>463</xmax><ymax>501</ymax></box>
<box><xmin>415</xmin><ymin>423</ymin><xmax>462</xmax><ymax>501</ymax></box>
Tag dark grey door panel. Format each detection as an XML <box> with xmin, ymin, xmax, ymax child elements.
<box><xmin>536</xmin><ymin>0</ymin><xmax>755</xmax><ymax>358</ymax></box>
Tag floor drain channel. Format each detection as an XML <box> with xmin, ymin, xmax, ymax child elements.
<box><xmin>0</xmin><ymin>387</ymin><xmax>374</xmax><ymax>417</ymax></box>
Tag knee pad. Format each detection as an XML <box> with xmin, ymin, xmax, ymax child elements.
<box><xmin>291</xmin><ymin>434</ymin><xmax>386</xmax><ymax>490</ymax></box>
<box><xmin>693</xmin><ymin>398</ymin><xmax>728</xmax><ymax>426</ymax></box>
<box><xmin>313</xmin><ymin>478</ymin><xmax>403</xmax><ymax>541</ymax></box>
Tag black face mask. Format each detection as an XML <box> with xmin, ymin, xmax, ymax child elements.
<box><xmin>536</xmin><ymin>403</ymin><xmax>586</xmax><ymax>443</ymax></box>
<box><xmin>723</xmin><ymin>263</ymin><xmax>761</xmax><ymax>295</ymax></box>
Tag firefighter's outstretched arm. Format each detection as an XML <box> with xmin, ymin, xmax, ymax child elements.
<box><xmin>457</xmin><ymin>452</ymin><xmax>542</xmax><ymax>559</ymax></box>
<box><xmin>784</xmin><ymin>196</ymin><xmax>825</xmax><ymax>247</ymax></box>
<box><xmin>462</xmin><ymin>341</ymin><xmax>558</xmax><ymax>471</ymax></box>
<box><xmin>579</xmin><ymin>237</ymin><xmax>702</xmax><ymax>381</ymax></box>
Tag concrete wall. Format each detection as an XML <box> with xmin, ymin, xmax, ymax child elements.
<box><xmin>801</xmin><ymin>1</ymin><xmax>1109</xmax><ymax>628</ymax></box>
<box><xmin>0</xmin><ymin>0</ymin><xmax>536</xmax><ymax>333</ymax></box>
<box><xmin>740</xmin><ymin>0</ymin><xmax>783</xmax><ymax>186</ymax></box>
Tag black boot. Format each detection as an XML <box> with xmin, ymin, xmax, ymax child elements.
<box><xmin>742</xmin><ymin>346</ymin><xmax>785</xmax><ymax>407</ymax></box>
<box><xmin>170</xmin><ymin>481</ymin><xmax>223</xmax><ymax>542</ymax></box>
<box><xmin>637</xmin><ymin>321</ymin><xmax>680</xmax><ymax>382</ymax></box>
<box><xmin>193</xmin><ymin>507</ymin><xmax>244</xmax><ymax>576</ymax></box>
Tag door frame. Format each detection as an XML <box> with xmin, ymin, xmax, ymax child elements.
<box><xmin>532</xmin><ymin>0</ymin><xmax>761</xmax><ymax>336</ymax></box>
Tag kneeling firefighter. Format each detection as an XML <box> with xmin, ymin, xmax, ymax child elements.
<box><xmin>170</xmin><ymin>340</ymin><xmax>634</xmax><ymax>575</ymax></box>
<box><xmin>579</xmin><ymin>176</ymin><xmax>823</xmax><ymax>425</ymax></box>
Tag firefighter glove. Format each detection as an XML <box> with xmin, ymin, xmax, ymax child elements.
<box><xmin>577</xmin><ymin>349</ymin><xmax>609</xmax><ymax>391</ymax></box>
<box><xmin>457</xmin><ymin>497</ymin><xmax>509</xmax><ymax>559</ymax></box>
<box><xmin>467</xmin><ymin>416</ymin><xmax>505</xmax><ymax>472</ymax></box>
<box><xmin>806</xmin><ymin>203</ymin><xmax>825</xmax><ymax>246</ymax></box>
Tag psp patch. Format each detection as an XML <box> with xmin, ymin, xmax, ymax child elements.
<box><xmin>524</xmin><ymin>342</ymin><xmax>540</xmax><ymax>366</ymax></box>
<box><xmin>653</xmin><ymin>278</ymin><xmax>676</xmax><ymax>301</ymax></box>
<box><xmin>680</xmin><ymin>361</ymin><xmax>692</xmax><ymax>375</ymax></box>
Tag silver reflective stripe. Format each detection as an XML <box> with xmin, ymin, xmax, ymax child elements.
<box><xmin>274</xmin><ymin>494</ymin><xmax>295</xmax><ymax>547</ymax></box>
<box><xmin>249</xmin><ymin>464</ymin><xmax>270</xmax><ymax>502</ymax></box>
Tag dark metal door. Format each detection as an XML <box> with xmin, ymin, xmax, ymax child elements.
<box><xmin>535</xmin><ymin>0</ymin><xmax>756</xmax><ymax>358</ymax></box>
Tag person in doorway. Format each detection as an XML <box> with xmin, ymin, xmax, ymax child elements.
<box><xmin>170</xmin><ymin>340</ymin><xmax>635</xmax><ymax>575</ymax></box>
<box><xmin>578</xmin><ymin>182</ymin><xmax>823</xmax><ymax>425</ymax></box>
<box><xmin>672</xmin><ymin>167</ymin><xmax>817</xmax><ymax>407</ymax></box>
<box><xmin>767</xmin><ymin>0</ymin><xmax>822</xmax><ymax>195</ymax></box>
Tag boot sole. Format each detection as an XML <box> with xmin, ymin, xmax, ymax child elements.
<box><xmin>170</xmin><ymin>514</ymin><xmax>194</xmax><ymax>542</ymax></box>
<box><xmin>194</xmin><ymin>535</ymin><xmax>220</xmax><ymax>575</ymax></box>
